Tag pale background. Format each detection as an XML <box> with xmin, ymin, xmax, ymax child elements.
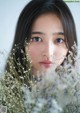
<box><xmin>0</xmin><ymin>0</ymin><xmax>80</xmax><ymax>73</ymax></box>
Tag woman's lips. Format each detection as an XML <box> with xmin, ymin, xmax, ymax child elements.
<box><xmin>40</xmin><ymin>61</ymin><xmax>53</xmax><ymax>68</ymax></box>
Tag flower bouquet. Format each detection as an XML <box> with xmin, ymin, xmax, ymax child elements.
<box><xmin>0</xmin><ymin>43</ymin><xmax>80</xmax><ymax>113</ymax></box>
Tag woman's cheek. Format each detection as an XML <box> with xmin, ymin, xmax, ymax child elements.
<box><xmin>28</xmin><ymin>46</ymin><xmax>39</xmax><ymax>60</ymax></box>
<box><xmin>55</xmin><ymin>47</ymin><xmax>68</xmax><ymax>64</ymax></box>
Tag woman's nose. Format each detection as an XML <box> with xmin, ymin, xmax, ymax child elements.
<box><xmin>42</xmin><ymin>42</ymin><xmax>55</xmax><ymax>59</ymax></box>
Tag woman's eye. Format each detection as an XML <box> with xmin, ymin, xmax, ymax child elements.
<box><xmin>30</xmin><ymin>37</ymin><xmax>42</xmax><ymax>42</ymax></box>
<box><xmin>56</xmin><ymin>38</ymin><xmax>64</xmax><ymax>44</ymax></box>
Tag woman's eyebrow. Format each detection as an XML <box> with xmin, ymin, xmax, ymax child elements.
<box><xmin>53</xmin><ymin>32</ymin><xmax>64</xmax><ymax>35</ymax></box>
<box><xmin>31</xmin><ymin>31</ymin><xmax>45</xmax><ymax>35</ymax></box>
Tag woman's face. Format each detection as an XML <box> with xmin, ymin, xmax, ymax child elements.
<box><xmin>25</xmin><ymin>13</ymin><xmax>68</xmax><ymax>74</ymax></box>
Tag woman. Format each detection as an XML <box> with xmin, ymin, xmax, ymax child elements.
<box><xmin>0</xmin><ymin>0</ymin><xmax>78</xmax><ymax>113</ymax></box>
<box><xmin>6</xmin><ymin>0</ymin><xmax>77</xmax><ymax>81</ymax></box>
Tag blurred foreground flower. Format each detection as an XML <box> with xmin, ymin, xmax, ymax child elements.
<box><xmin>0</xmin><ymin>43</ymin><xmax>80</xmax><ymax>113</ymax></box>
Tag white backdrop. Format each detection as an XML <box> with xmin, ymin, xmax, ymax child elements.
<box><xmin>0</xmin><ymin>1</ymin><xmax>80</xmax><ymax>73</ymax></box>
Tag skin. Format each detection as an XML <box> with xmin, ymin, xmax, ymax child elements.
<box><xmin>25</xmin><ymin>13</ymin><xmax>68</xmax><ymax>74</ymax></box>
